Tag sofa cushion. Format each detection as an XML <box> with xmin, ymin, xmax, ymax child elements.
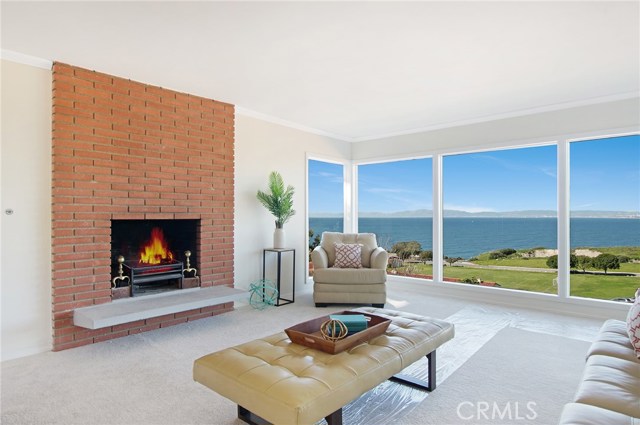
<box><xmin>313</xmin><ymin>267</ymin><xmax>386</xmax><ymax>285</ymax></box>
<box><xmin>321</xmin><ymin>232</ymin><xmax>377</xmax><ymax>268</ymax></box>
<box><xmin>573</xmin><ymin>355</ymin><xmax>640</xmax><ymax>419</ymax></box>
<box><xmin>333</xmin><ymin>243</ymin><xmax>363</xmax><ymax>268</ymax></box>
<box><xmin>587</xmin><ymin>319</ymin><xmax>639</xmax><ymax>362</ymax></box>
<box><xmin>626</xmin><ymin>288</ymin><xmax>640</xmax><ymax>359</ymax></box>
<box><xmin>558</xmin><ymin>403</ymin><xmax>637</xmax><ymax>425</ymax></box>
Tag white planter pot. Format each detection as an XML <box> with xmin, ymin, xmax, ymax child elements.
<box><xmin>273</xmin><ymin>228</ymin><xmax>286</xmax><ymax>249</ymax></box>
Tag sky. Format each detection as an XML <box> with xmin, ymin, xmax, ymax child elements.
<box><xmin>443</xmin><ymin>145</ymin><xmax>557</xmax><ymax>213</ymax></box>
<box><xmin>570</xmin><ymin>135</ymin><xmax>640</xmax><ymax>212</ymax></box>
<box><xmin>308</xmin><ymin>135</ymin><xmax>639</xmax><ymax>214</ymax></box>
<box><xmin>359</xmin><ymin>158</ymin><xmax>432</xmax><ymax>213</ymax></box>
<box><xmin>308</xmin><ymin>160</ymin><xmax>344</xmax><ymax>214</ymax></box>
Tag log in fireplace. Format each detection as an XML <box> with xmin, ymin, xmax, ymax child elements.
<box><xmin>111</xmin><ymin>219</ymin><xmax>200</xmax><ymax>297</ymax></box>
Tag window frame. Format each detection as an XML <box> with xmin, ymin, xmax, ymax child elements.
<box><xmin>307</xmin><ymin>128</ymin><xmax>638</xmax><ymax>309</ymax></box>
<box><xmin>306</xmin><ymin>154</ymin><xmax>351</xmax><ymax>277</ymax></box>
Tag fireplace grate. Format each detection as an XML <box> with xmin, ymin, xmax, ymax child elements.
<box><xmin>123</xmin><ymin>260</ymin><xmax>184</xmax><ymax>296</ymax></box>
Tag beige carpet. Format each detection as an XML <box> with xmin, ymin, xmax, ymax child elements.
<box><xmin>399</xmin><ymin>327</ymin><xmax>591</xmax><ymax>425</ymax></box>
<box><xmin>1</xmin><ymin>284</ymin><xmax>600</xmax><ymax>425</ymax></box>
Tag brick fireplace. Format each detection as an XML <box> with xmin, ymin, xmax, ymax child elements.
<box><xmin>51</xmin><ymin>63</ymin><xmax>235</xmax><ymax>351</ymax></box>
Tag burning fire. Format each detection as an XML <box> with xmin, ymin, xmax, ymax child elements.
<box><xmin>139</xmin><ymin>228</ymin><xmax>174</xmax><ymax>265</ymax></box>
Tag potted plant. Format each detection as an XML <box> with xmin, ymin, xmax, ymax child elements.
<box><xmin>256</xmin><ymin>171</ymin><xmax>295</xmax><ymax>248</ymax></box>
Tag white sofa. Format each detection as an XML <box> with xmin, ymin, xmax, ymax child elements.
<box><xmin>311</xmin><ymin>232</ymin><xmax>388</xmax><ymax>308</ymax></box>
<box><xmin>558</xmin><ymin>319</ymin><xmax>640</xmax><ymax>425</ymax></box>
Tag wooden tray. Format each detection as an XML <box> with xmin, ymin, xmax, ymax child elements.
<box><xmin>285</xmin><ymin>311</ymin><xmax>391</xmax><ymax>354</ymax></box>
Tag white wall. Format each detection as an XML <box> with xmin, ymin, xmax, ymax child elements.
<box><xmin>352</xmin><ymin>98</ymin><xmax>640</xmax><ymax>160</ymax></box>
<box><xmin>1</xmin><ymin>59</ymin><xmax>53</xmax><ymax>360</ymax></box>
<box><xmin>234</xmin><ymin>114</ymin><xmax>350</xmax><ymax>293</ymax></box>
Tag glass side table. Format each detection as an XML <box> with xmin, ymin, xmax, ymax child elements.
<box><xmin>262</xmin><ymin>248</ymin><xmax>295</xmax><ymax>306</ymax></box>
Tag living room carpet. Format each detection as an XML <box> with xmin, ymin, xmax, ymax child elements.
<box><xmin>398</xmin><ymin>327</ymin><xmax>591</xmax><ymax>425</ymax></box>
<box><xmin>1</xmin><ymin>285</ymin><xmax>599</xmax><ymax>425</ymax></box>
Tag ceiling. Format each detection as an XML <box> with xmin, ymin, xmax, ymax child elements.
<box><xmin>2</xmin><ymin>1</ymin><xmax>639</xmax><ymax>142</ymax></box>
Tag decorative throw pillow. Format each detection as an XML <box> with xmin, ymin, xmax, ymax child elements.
<box><xmin>627</xmin><ymin>288</ymin><xmax>640</xmax><ymax>359</ymax></box>
<box><xmin>333</xmin><ymin>243</ymin><xmax>363</xmax><ymax>269</ymax></box>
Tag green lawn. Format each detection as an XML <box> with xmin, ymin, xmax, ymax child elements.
<box><xmin>474</xmin><ymin>257</ymin><xmax>640</xmax><ymax>273</ymax></box>
<box><xmin>443</xmin><ymin>266</ymin><xmax>558</xmax><ymax>294</ymax></box>
<box><xmin>391</xmin><ymin>263</ymin><xmax>639</xmax><ymax>301</ymax></box>
<box><xmin>620</xmin><ymin>263</ymin><xmax>640</xmax><ymax>273</ymax></box>
<box><xmin>474</xmin><ymin>258</ymin><xmax>549</xmax><ymax>268</ymax></box>
<box><xmin>593</xmin><ymin>246</ymin><xmax>640</xmax><ymax>258</ymax></box>
<box><xmin>472</xmin><ymin>246</ymin><xmax>640</xmax><ymax>273</ymax></box>
<box><xmin>569</xmin><ymin>273</ymin><xmax>639</xmax><ymax>300</ymax></box>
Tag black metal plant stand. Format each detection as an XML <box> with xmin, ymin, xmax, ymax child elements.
<box><xmin>262</xmin><ymin>248</ymin><xmax>295</xmax><ymax>306</ymax></box>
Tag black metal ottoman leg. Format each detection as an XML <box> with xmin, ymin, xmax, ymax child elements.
<box><xmin>237</xmin><ymin>405</ymin><xmax>270</xmax><ymax>425</ymax></box>
<box><xmin>389</xmin><ymin>350</ymin><xmax>437</xmax><ymax>391</ymax></box>
<box><xmin>326</xmin><ymin>408</ymin><xmax>343</xmax><ymax>425</ymax></box>
<box><xmin>427</xmin><ymin>350</ymin><xmax>437</xmax><ymax>391</ymax></box>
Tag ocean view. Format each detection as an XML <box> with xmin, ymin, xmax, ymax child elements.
<box><xmin>309</xmin><ymin>217</ymin><xmax>640</xmax><ymax>259</ymax></box>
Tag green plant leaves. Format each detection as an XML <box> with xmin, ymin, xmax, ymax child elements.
<box><xmin>256</xmin><ymin>171</ymin><xmax>296</xmax><ymax>228</ymax></box>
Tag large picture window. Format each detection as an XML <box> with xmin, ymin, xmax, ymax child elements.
<box><xmin>442</xmin><ymin>146</ymin><xmax>558</xmax><ymax>294</ymax></box>
<box><xmin>569</xmin><ymin>135</ymin><xmax>640</xmax><ymax>302</ymax></box>
<box><xmin>358</xmin><ymin>158</ymin><xmax>433</xmax><ymax>279</ymax></box>
<box><xmin>308</xmin><ymin>159</ymin><xmax>345</xmax><ymax>274</ymax></box>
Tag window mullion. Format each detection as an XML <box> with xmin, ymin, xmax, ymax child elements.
<box><xmin>432</xmin><ymin>154</ymin><xmax>443</xmax><ymax>283</ymax></box>
<box><xmin>557</xmin><ymin>140</ymin><xmax>570</xmax><ymax>298</ymax></box>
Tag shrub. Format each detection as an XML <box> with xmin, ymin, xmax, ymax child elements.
<box><xmin>546</xmin><ymin>254</ymin><xmax>578</xmax><ymax>269</ymax></box>
<box><xmin>487</xmin><ymin>248</ymin><xmax>517</xmax><ymax>260</ymax></box>
<box><xmin>391</xmin><ymin>241</ymin><xmax>422</xmax><ymax>260</ymax></box>
<box><xmin>488</xmin><ymin>251</ymin><xmax>506</xmax><ymax>260</ymax></box>
<box><xmin>419</xmin><ymin>250</ymin><xmax>433</xmax><ymax>261</ymax></box>
<box><xmin>593</xmin><ymin>254</ymin><xmax>620</xmax><ymax>274</ymax></box>
<box><xmin>575</xmin><ymin>255</ymin><xmax>593</xmax><ymax>272</ymax></box>
<box><xmin>444</xmin><ymin>256</ymin><xmax>464</xmax><ymax>266</ymax></box>
<box><xmin>461</xmin><ymin>276</ymin><xmax>481</xmax><ymax>284</ymax></box>
<box><xmin>499</xmin><ymin>248</ymin><xmax>517</xmax><ymax>256</ymax></box>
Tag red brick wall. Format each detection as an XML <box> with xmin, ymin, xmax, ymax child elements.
<box><xmin>51</xmin><ymin>63</ymin><xmax>235</xmax><ymax>350</ymax></box>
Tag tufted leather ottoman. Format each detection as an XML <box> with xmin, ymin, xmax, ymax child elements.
<box><xmin>193</xmin><ymin>308</ymin><xmax>454</xmax><ymax>425</ymax></box>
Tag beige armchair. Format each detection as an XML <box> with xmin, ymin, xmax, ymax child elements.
<box><xmin>311</xmin><ymin>232</ymin><xmax>388</xmax><ymax>308</ymax></box>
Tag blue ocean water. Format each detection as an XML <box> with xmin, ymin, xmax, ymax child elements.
<box><xmin>308</xmin><ymin>217</ymin><xmax>640</xmax><ymax>259</ymax></box>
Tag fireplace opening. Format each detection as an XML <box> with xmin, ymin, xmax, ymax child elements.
<box><xmin>111</xmin><ymin>219</ymin><xmax>200</xmax><ymax>297</ymax></box>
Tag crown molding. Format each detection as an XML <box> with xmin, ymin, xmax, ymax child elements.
<box><xmin>235</xmin><ymin>106</ymin><xmax>353</xmax><ymax>142</ymax></box>
<box><xmin>351</xmin><ymin>91</ymin><xmax>640</xmax><ymax>143</ymax></box>
<box><xmin>1</xmin><ymin>50</ymin><xmax>53</xmax><ymax>70</ymax></box>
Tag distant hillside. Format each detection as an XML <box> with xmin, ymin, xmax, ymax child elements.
<box><xmin>311</xmin><ymin>209</ymin><xmax>639</xmax><ymax>219</ymax></box>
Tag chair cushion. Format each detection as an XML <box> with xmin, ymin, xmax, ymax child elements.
<box><xmin>313</xmin><ymin>283</ymin><xmax>386</xmax><ymax>305</ymax></box>
<box><xmin>313</xmin><ymin>267</ymin><xmax>386</xmax><ymax>285</ymax></box>
<box><xmin>333</xmin><ymin>243</ymin><xmax>363</xmax><ymax>268</ymax></box>
<box><xmin>321</xmin><ymin>232</ymin><xmax>378</xmax><ymax>268</ymax></box>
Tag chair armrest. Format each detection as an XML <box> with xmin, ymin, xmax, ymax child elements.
<box><xmin>370</xmin><ymin>247</ymin><xmax>389</xmax><ymax>270</ymax></box>
<box><xmin>311</xmin><ymin>246</ymin><xmax>329</xmax><ymax>269</ymax></box>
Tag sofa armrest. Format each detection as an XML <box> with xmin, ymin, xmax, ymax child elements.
<box><xmin>311</xmin><ymin>246</ymin><xmax>329</xmax><ymax>269</ymax></box>
<box><xmin>370</xmin><ymin>247</ymin><xmax>389</xmax><ymax>270</ymax></box>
